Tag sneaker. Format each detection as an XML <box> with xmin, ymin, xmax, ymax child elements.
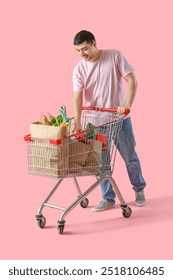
<box><xmin>92</xmin><ymin>200</ymin><xmax>115</xmax><ymax>212</ymax></box>
<box><xmin>135</xmin><ymin>190</ymin><xmax>146</xmax><ymax>206</ymax></box>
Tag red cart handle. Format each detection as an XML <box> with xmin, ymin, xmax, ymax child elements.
<box><xmin>82</xmin><ymin>106</ymin><xmax>130</xmax><ymax>116</ymax></box>
<box><xmin>24</xmin><ymin>133</ymin><xmax>63</xmax><ymax>145</ymax></box>
<box><xmin>24</xmin><ymin>134</ymin><xmax>31</xmax><ymax>141</ymax></box>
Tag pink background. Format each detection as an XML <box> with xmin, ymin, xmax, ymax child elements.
<box><xmin>0</xmin><ymin>0</ymin><xmax>173</xmax><ymax>260</ymax></box>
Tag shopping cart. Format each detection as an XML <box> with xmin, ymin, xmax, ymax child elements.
<box><xmin>24</xmin><ymin>107</ymin><xmax>132</xmax><ymax>234</ymax></box>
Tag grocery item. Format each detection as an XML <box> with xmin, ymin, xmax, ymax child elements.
<box><xmin>50</xmin><ymin>115</ymin><xmax>63</xmax><ymax>126</ymax></box>
<box><xmin>60</xmin><ymin>105</ymin><xmax>69</xmax><ymax>124</ymax></box>
<box><xmin>85</xmin><ymin>122</ymin><xmax>96</xmax><ymax>139</ymax></box>
<box><xmin>41</xmin><ymin>115</ymin><xmax>51</xmax><ymax>125</ymax></box>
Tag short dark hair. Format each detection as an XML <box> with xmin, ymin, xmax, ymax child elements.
<box><xmin>73</xmin><ymin>30</ymin><xmax>95</xmax><ymax>45</ymax></box>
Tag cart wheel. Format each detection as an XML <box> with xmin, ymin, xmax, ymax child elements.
<box><xmin>80</xmin><ymin>198</ymin><xmax>89</xmax><ymax>208</ymax></box>
<box><xmin>58</xmin><ymin>224</ymin><xmax>64</xmax><ymax>234</ymax></box>
<box><xmin>37</xmin><ymin>216</ymin><xmax>46</xmax><ymax>228</ymax></box>
<box><xmin>122</xmin><ymin>207</ymin><xmax>132</xmax><ymax>218</ymax></box>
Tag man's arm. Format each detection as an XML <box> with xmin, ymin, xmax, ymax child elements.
<box><xmin>117</xmin><ymin>72</ymin><xmax>138</xmax><ymax>114</ymax></box>
<box><xmin>73</xmin><ymin>91</ymin><xmax>83</xmax><ymax>131</ymax></box>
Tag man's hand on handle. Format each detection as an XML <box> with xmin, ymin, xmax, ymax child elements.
<box><xmin>117</xmin><ymin>105</ymin><xmax>130</xmax><ymax>115</ymax></box>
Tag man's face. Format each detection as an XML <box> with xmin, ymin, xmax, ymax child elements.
<box><xmin>75</xmin><ymin>41</ymin><xmax>96</xmax><ymax>61</ymax></box>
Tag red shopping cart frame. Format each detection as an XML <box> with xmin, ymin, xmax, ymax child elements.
<box><xmin>82</xmin><ymin>106</ymin><xmax>130</xmax><ymax>116</ymax></box>
<box><xmin>24</xmin><ymin>133</ymin><xmax>107</xmax><ymax>150</ymax></box>
<box><xmin>24</xmin><ymin>107</ymin><xmax>129</xmax><ymax>147</ymax></box>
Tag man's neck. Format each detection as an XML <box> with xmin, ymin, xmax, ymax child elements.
<box><xmin>90</xmin><ymin>49</ymin><xmax>102</xmax><ymax>62</ymax></box>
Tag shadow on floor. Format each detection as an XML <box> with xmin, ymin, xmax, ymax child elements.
<box><xmin>45</xmin><ymin>195</ymin><xmax>173</xmax><ymax>235</ymax></box>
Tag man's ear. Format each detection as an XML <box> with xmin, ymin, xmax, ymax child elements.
<box><xmin>92</xmin><ymin>40</ymin><xmax>97</xmax><ymax>47</ymax></box>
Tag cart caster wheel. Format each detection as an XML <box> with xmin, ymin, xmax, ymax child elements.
<box><xmin>122</xmin><ymin>207</ymin><xmax>132</xmax><ymax>218</ymax></box>
<box><xmin>80</xmin><ymin>198</ymin><xmax>89</xmax><ymax>208</ymax></box>
<box><xmin>37</xmin><ymin>216</ymin><xmax>46</xmax><ymax>228</ymax></box>
<box><xmin>58</xmin><ymin>224</ymin><xmax>64</xmax><ymax>234</ymax></box>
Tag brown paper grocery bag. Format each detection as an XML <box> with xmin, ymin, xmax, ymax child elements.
<box><xmin>84</xmin><ymin>140</ymin><xmax>102</xmax><ymax>173</ymax></box>
<box><xmin>49</xmin><ymin>139</ymin><xmax>69</xmax><ymax>177</ymax></box>
<box><xmin>30</xmin><ymin>122</ymin><xmax>68</xmax><ymax>139</ymax></box>
<box><xmin>31</xmin><ymin>138</ymin><xmax>69</xmax><ymax>178</ymax></box>
<box><xmin>69</xmin><ymin>138</ymin><xmax>91</xmax><ymax>174</ymax></box>
<box><xmin>68</xmin><ymin>138</ymin><xmax>102</xmax><ymax>175</ymax></box>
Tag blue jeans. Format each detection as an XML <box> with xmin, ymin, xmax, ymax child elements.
<box><xmin>100</xmin><ymin>117</ymin><xmax>146</xmax><ymax>203</ymax></box>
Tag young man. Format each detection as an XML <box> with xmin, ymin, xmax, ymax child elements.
<box><xmin>72</xmin><ymin>30</ymin><xmax>146</xmax><ymax>211</ymax></box>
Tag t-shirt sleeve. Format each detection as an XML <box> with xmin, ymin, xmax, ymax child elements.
<box><xmin>73</xmin><ymin>65</ymin><xmax>84</xmax><ymax>92</ymax></box>
<box><xmin>116</xmin><ymin>51</ymin><xmax>135</xmax><ymax>77</ymax></box>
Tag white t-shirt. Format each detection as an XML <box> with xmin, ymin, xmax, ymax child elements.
<box><xmin>73</xmin><ymin>49</ymin><xmax>135</xmax><ymax>109</ymax></box>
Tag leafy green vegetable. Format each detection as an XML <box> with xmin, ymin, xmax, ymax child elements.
<box><xmin>50</xmin><ymin>115</ymin><xmax>63</xmax><ymax>126</ymax></box>
<box><xmin>60</xmin><ymin>105</ymin><xmax>69</xmax><ymax>123</ymax></box>
<box><xmin>49</xmin><ymin>105</ymin><xmax>69</xmax><ymax>126</ymax></box>
<box><xmin>85</xmin><ymin>122</ymin><xmax>96</xmax><ymax>140</ymax></box>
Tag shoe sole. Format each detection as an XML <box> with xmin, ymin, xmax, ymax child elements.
<box><xmin>135</xmin><ymin>202</ymin><xmax>146</xmax><ymax>207</ymax></box>
<box><xmin>92</xmin><ymin>204</ymin><xmax>115</xmax><ymax>212</ymax></box>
